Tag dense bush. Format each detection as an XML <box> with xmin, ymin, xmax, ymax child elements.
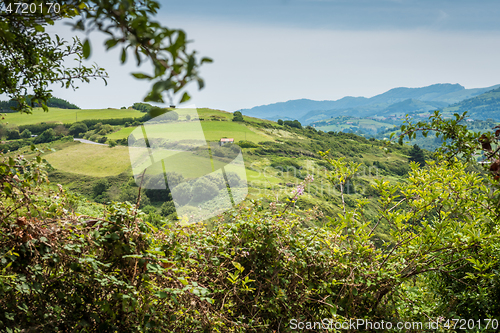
<box><xmin>33</xmin><ymin>128</ymin><xmax>57</xmax><ymax>144</ymax></box>
<box><xmin>132</xmin><ymin>102</ymin><xmax>154</xmax><ymax>112</ymax></box>
<box><xmin>68</xmin><ymin>122</ymin><xmax>88</xmax><ymax>136</ymax></box>
<box><xmin>21</xmin><ymin>129</ymin><xmax>31</xmax><ymax>139</ymax></box>
<box><xmin>0</xmin><ymin>96</ymin><xmax>79</xmax><ymax>112</ymax></box>
<box><xmin>92</xmin><ymin>179</ymin><xmax>109</xmax><ymax>197</ymax></box>
<box><xmin>160</xmin><ymin>201</ymin><xmax>176</xmax><ymax>216</ymax></box>
<box><xmin>171</xmin><ymin>183</ymin><xmax>192</xmax><ymax>206</ymax></box>
<box><xmin>18</xmin><ymin>122</ymin><xmax>59</xmax><ymax>136</ymax></box>
<box><xmin>283</xmin><ymin>119</ymin><xmax>302</xmax><ymax>129</ymax></box>
<box><xmin>232</xmin><ymin>111</ymin><xmax>244</xmax><ymax>122</ymax></box>
<box><xmin>237</xmin><ymin>140</ymin><xmax>260</xmax><ymax>148</ymax></box>
<box><xmin>0</xmin><ymin>140</ymin><xmax>23</xmax><ymax>153</ymax></box>
<box><xmin>191</xmin><ymin>177</ymin><xmax>219</xmax><ymax>202</ymax></box>
<box><xmin>6</xmin><ymin>128</ymin><xmax>20</xmax><ymax>140</ymax></box>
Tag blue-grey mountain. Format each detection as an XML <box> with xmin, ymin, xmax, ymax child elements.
<box><xmin>240</xmin><ymin>83</ymin><xmax>500</xmax><ymax>125</ymax></box>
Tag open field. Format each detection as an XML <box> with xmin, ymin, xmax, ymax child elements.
<box><xmin>4</xmin><ymin>107</ymin><xmax>144</xmax><ymax>126</ymax></box>
<box><xmin>42</xmin><ymin>140</ymin><xmax>279</xmax><ymax>185</ymax></box>
<box><xmin>44</xmin><ymin>142</ymin><xmax>132</xmax><ymax>177</ymax></box>
<box><xmin>108</xmin><ymin>121</ymin><xmax>271</xmax><ymax>143</ymax></box>
<box><xmin>315</xmin><ymin>118</ymin><xmax>393</xmax><ymax>133</ymax></box>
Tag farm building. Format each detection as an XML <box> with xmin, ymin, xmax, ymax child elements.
<box><xmin>220</xmin><ymin>138</ymin><xmax>234</xmax><ymax>146</ymax></box>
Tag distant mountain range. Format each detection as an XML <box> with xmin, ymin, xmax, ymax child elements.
<box><xmin>442</xmin><ymin>87</ymin><xmax>500</xmax><ymax>120</ymax></box>
<box><xmin>239</xmin><ymin>83</ymin><xmax>500</xmax><ymax>125</ymax></box>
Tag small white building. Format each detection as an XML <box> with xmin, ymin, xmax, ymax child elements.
<box><xmin>220</xmin><ymin>138</ymin><xmax>234</xmax><ymax>146</ymax></box>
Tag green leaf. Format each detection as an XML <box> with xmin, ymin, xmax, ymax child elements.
<box><xmin>105</xmin><ymin>39</ymin><xmax>119</xmax><ymax>49</ymax></box>
<box><xmin>34</xmin><ymin>25</ymin><xmax>45</xmax><ymax>32</ymax></box>
<box><xmin>82</xmin><ymin>39</ymin><xmax>91</xmax><ymax>59</ymax></box>
<box><xmin>148</xmin><ymin>107</ymin><xmax>167</xmax><ymax>118</ymax></box>
<box><xmin>232</xmin><ymin>261</ymin><xmax>244</xmax><ymax>272</ymax></box>
<box><xmin>121</xmin><ymin>48</ymin><xmax>127</xmax><ymax>63</ymax></box>
<box><xmin>156</xmin><ymin>291</ymin><xmax>168</xmax><ymax>298</ymax></box>
<box><xmin>179</xmin><ymin>92</ymin><xmax>190</xmax><ymax>103</ymax></box>
<box><xmin>177</xmin><ymin>277</ymin><xmax>189</xmax><ymax>285</ymax></box>
<box><xmin>132</xmin><ymin>73</ymin><xmax>152</xmax><ymax>80</ymax></box>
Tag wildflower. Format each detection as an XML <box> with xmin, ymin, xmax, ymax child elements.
<box><xmin>305</xmin><ymin>174</ymin><xmax>314</xmax><ymax>183</ymax></box>
<box><xmin>296</xmin><ymin>185</ymin><xmax>304</xmax><ymax>196</ymax></box>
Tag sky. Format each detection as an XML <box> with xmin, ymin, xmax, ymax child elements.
<box><xmin>46</xmin><ymin>0</ymin><xmax>500</xmax><ymax>111</ymax></box>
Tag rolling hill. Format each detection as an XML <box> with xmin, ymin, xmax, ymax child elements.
<box><xmin>240</xmin><ymin>83</ymin><xmax>500</xmax><ymax>125</ymax></box>
<box><xmin>2</xmin><ymin>106</ymin><xmax>418</xmax><ymax>231</ymax></box>
<box><xmin>441</xmin><ymin>87</ymin><xmax>500</xmax><ymax>120</ymax></box>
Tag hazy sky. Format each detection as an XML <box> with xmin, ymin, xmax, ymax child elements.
<box><xmin>47</xmin><ymin>0</ymin><xmax>500</xmax><ymax>111</ymax></box>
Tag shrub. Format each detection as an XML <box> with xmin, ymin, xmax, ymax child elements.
<box><xmin>204</xmin><ymin>173</ymin><xmax>226</xmax><ymax>190</ymax></box>
<box><xmin>92</xmin><ymin>179</ymin><xmax>109</xmax><ymax>197</ymax></box>
<box><xmin>54</xmin><ymin>124</ymin><xmax>68</xmax><ymax>136</ymax></box>
<box><xmin>7</xmin><ymin>128</ymin><xmax>20</xmax><ymax>140</ymax></box>
<box><xmin>160</xmin><ymin>201</ymin><xmax>176</xmax><ymax>216</ymax></box>
<box><xmin>237</xmin><ymin>140</ymin><xmax>259</xmax><ymax>148</ymax></box>
<box><xmin>68</xmin><ymin>122</ymin><xmax>88</xmax><ymax>136</ymax></box>
<box><xmin>98</xmin><ymin>124</ymin><xmax>113</xmax><ymax>135</ymax></box>
<box><xmin>33</xmin><ymin>128</ymin><xmax>56</xmax><ymax>143</ymax></box>
<box><xmin>191</xmin><ymin>177</ymin><xmax>219</xmax><ymax>202</ymax></box>
<box><xmin>226</xmin><ymin>172</ymin><xmax>241</xmax><ymax>187</ymax></box>
<box><xmin>163</xmin><ymin>110</ymin><xmax>179</xmax><ymax>121</ymax></box>
<box><xmin>232</xmin><ymin>111</ymin><xmax>243</xmax><ymax>122</ymax></box>
<box><xmin>20</xmin><ymin>129</ymin><xmax>32</xmax><ymax>138</ymax></box>
<box><xmin>108</xmin><ymin>140</ymin><xmax>117</xmax><ymax>148</ymax></box>
<box><xmin>98</xmin><ymin>136</ymin><xmax>107</xmax><ymax>144</ymax></box>
<box><xmin>284</xmin><ymin>120</ymin><xmax>302</xmax><ymax>129</ymax></box>
<box><xmin>171</xmin><ymin>183</ymin><xmax>192</xmax><ymax>206</ymax></box>
<box><xmin>132</xmin><ymin>102</ymin><xmax>153</xmax><ymax>112</ymax></box>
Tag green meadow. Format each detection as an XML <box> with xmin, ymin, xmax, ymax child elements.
<box><xmin>3</xmin><ymin>107</ymin><xmax>144</xmax><ymax>126</ymax></box>
<box><xmin>314</xmin><ymin>117</ymin><xmax>393</xmax><ymax>133</ymax></box>
<box><xmin>108</xmin><ymin>120</ymin><xmax>270</xmax><ymax>143</ymax></box>
<box><xmin>42</xmin><ymin>140</ymin><xmax>279</xmax><ymax>185</ymax></box>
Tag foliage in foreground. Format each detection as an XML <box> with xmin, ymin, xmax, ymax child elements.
<box><xmin>1</xmin><ymin>138</ymin><xmax>500</xmax><ymax>332</ymax></box>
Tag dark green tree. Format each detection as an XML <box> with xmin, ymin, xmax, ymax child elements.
<box><xmin>232</xmin><ymin>111</ymin><xmax>244</xmax><ymax>122</ymax></box>
<box><xmin>34</xmin><ymin>128</ymin><xmax>56</xmax><ymax>143</ymax></box>
<box><xmin>6</xmin><ymin>128</ymin><xmax>20</xmax><ymax>140</ymax></box>
<box><xmin>408</xmin><ymin>144</ymin><xmax>426</xmax><ymax>167</ymax></box>
<box><xmin>92</xmin><ymin>179</ymin><xmax>109</xmax><ymax>197</ymax></box>
<box><xmin>20</xmin><ymin>129</ymin><xmax>32</xmax><ymax>139</ymax></box>
<box><xmin>68</xmin><ymin>122</ymin><xmax>88</xmax><ymax>136</ymax></box>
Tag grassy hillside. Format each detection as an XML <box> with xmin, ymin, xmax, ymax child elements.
<box><xmin>107</xmin><ymin>121</ymin><xmax>271</xmax><ymax>142</ymax></box>
<box><xmin>4</xmin><ymin>107</ymin><xmax>416</xmax><ymax>240</ymax></box>
<box><xmin>312</xmin><ymin>116</ymin><xmax>395</xmax><ymax>135</ymax></box>
<box><xmin>441</xmin><ymin>87</ymin><xmax>500</xmax><ymax>120</ymax></box>
<box><xmin>3</xmin><ymin>107</ymin><xmax>145</xmax><ymax>126</ymax></box>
